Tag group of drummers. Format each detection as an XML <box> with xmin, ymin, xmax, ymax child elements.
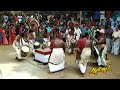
<box><xmin>11</xmin><ymin>19</ymin><xmax>111</xmax><ymax>77</ymax></box>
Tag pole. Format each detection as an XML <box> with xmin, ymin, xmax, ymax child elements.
<box><xmin>80</xmin><ymin>11</ymin><xmax>82</xmax><ymax>27</ymax></box>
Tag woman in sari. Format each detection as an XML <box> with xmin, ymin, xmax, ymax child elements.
<box><xmin>0</xmin><ymin>28</ymin><xmax>3</xmax><ymax>45</ymax></box>
<box><xmin>8</xmin><ymin>25</ymin><xmax>12</xmax><ymax>45</ymax></box>
<box><xmin>11</xmin><ymin>25</ymin><xmax>16</xmax><ymax>44</ymax></box>
<box><xmin>2</xmin><ymin>27</ymin><xmax>8</xmax><ymax>45</ymax></box>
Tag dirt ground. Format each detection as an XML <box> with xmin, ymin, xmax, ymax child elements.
<box><xmin>0</xmin><ymin>45</ymin><xmax>120</xmax><ymax>79</ymax></box>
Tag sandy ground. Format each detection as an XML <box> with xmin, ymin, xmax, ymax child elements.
<box><xmin>0</xmin><ymin>45</ymin><xmax>120</xmax><ymax>79</ymax></box>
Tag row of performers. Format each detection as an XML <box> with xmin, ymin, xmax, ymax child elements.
<box><xmin>12</xmin><ymin>29</ymin><xmax>108</xmax><ymax>76</ymax></box>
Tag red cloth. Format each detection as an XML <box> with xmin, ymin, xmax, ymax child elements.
<box><xmin>19</xmin><ymin>27</ymin><xmax>23</xmax><ymax>35</ymax></box>
<box><xmin>47</xmin><ymin>32</ymin><xmax>50</xmax><ymax>39</ymax></box>
<box><xmin>35</xmin><ymin>49</ymin><xmax>51</xmax><ymax>55</ymax></box>
<box><xmin>9</xmin><ymin>29</ymin><xmax>12</xmax><ymax>45</ymax></box>
<box><xmin>50</xmin><ymin>40</ymin><xmax>55</xmax><ymax>50</ymax></box>
<box><xmin>0</xmin><ymin>28</ymin><xmax>2</xmax><ymax>44</ymax></box>
<box><xmin>2</xmin><ymin>29</ymin><xmax>8</xmax><ymax>45</ymax></box>
<box><xmin>0</xmin><ymin>40</ymin><xmax>2</xmax><ymax>45</ymax></box>
<box><xmin>11</xmin><ymin>29</ymin><xmax>16</xmax><ymax>44</ymax></box>
<box><xmin>0</xmin><ymin>28</ymin><xmax>2</xmax><ymax>32</ymax></box>
<box><xmin>86</xmin><ymin>22</ymin><xmax>92</xmax><ymax>27</ymax></box>
<box><xmin>75</xmin><ymin>49</ymin><xmax>81</xmax><ymax>58</ymax></box>
<box><xmin>14</xmin><ymin>16</ymin><xmax>18</xmax><ymax>21</ymax></box>
<box><xmin>74</xmin><ymin>21</ymin><xmax>78</xmax><ymax>25</ymax></box>
<box><xmin>106</xmin><ymin>11</ymin><xmax>112</xmax><ymax>19</ymax></box>
<box><xmin>78</xmin><ymin>38</ymin><xmax>87</xmax><ymax>52</ymax></box>
<box><xmin>100</xmin><ymin>33</ymin><xmax>104</xmax><ymax>38</ymax></box>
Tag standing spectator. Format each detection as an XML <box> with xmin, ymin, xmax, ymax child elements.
<box><xmin>106</xmin><ymin>11</ymin><xmax>113</xmax><ymax>20</ymax></box>
<box><xmin>74</xmin><ymin>24</ymin><xmax>82</xmax><ymax>41</ymax></box>
<box><xmin>111</xmin><ymin>27</ymin><xmax>120</xmax><ymax>55</ymax></box>
<box><xmin>100</xmin><ymin>11</ymin><xmax>105</xmax><ymax>21</ymax></box>
<box><xmin>81</xmin><ymin>24</ymin><xmax>86</xmax><ymax>35</ymax></box>
<box><xmin>111</xmin><ymin>18</ymin><xmax>119</xmax><ymax>31</ymax></box>
<box><xmin>14</xmin><ymin>14</ymin><xmax>18</xmax><ymax>24</ymax></box>
<box><xmin>105</xmin><ymin>24</ymin><xmax>113</xmax><ymax>52</ymax></box>
<box><xmin>93</xmin><ymin>11</ymin><xmax>100</xmax><ymax>25</ymax></box>
<box><xmin>0</xmin><ymin>27</ymin><xmax>3</xmax><ymax>45</ymax></box>
<box><xmin>11</xmin><ymin>25</ymin><xmax>16</xmax><ymax>44</ymax></box>
<box><xmin>99</xmin><ymin>19</ymin><xmax>105</xmax><ymax>26</ymax></box>
<box><xmin>2</xmin><ymin>27</ymin><xmax>8</xmax><ymax>45</ymax></box>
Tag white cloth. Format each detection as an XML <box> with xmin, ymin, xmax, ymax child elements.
<box><xmin>12</xmin><ymin>38</ymin><xmax>28</xmax><ymax>59</ymax></box>
<box><xmin>32</xmin><ymin>32</ymin><xmax>36</xmax><ymax>39</ymax></box>
<box><xmin>48</xmin><ymin>48</ymin><xmax>65</xmax><ymax>72</ymax></box>
<box><xmin>79</xmin><ymin>48</ymin><xmax>91</xmax><ymax>74</ymax></box>
<box><xmin>100</xmin><ymin>11</ymin><xmax>105</xmax><ymax>21</ymax></box>
<box><xmin>79</xmin><ymin>62</ymin><xmax>87</xmax><ymax>74</ymax></box>
<box><xmin>94</xmin><ymin>45</ymin><xmax>107</xmax><ymax>66</ymax></box>
<box><xmin>18</xmin><ymin>16</ymin><xmax>22</xmax><ymax>23</ymax></box>
<box><xmin>3</xmin><ymin>15</ymin><xmax>8</xmax><ymax>23</ymax></box>
<box><xmin>28</xmin><ymin>39</ymin><xmax>35</xmax><ymax>54</ymax></box>
<box><xmin>106</xmin><ymin>38</ymin><xmax>112</xmax><ymax>52</ymax></box>
<box><xmin>99</xmin><ymin>29</ymin><xmax>105</xmax><ymax>34</ymax></box>
<box><xmin>111</xmin><ymin>31</ymin><xmax>120</xmax><ymax>55</ymax></box>
<box><xmin>74</xmin><ymin>27</ymin><xmax>82</xmax><ymax>41</ymax></box>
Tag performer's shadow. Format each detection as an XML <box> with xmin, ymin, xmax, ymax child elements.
<box><xmin>87</xmin><ymin>62</ymin><xmax>98</xmax><ymax>67</ymax></box>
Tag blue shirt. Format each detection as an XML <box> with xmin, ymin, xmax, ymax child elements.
<box><xmin>61</xmin><ymin>26</ymin><xmax>66</xmax><ymax>33</ymax></box>
<box><xmin>111</xmin><ymin>20</ymin><xmax>119</xmax><ymax>27</ymax></box>
<box><xmin>0</xmin><ymin>32</ymin><xmax>3</xmax><ymax>40</ymax></box>
<box><xmin>47</xmin><ymin>27</ymin><xmax>51</xmax><ymax>33</ymax></box>
<box><xmin>105</xmin><ymin>28</ymin><xmax>113</xmax><ymax>39</ymax></box>
<box><xmin>93</xmin><ymin>11</ymin><xmax>100</xmax><ymax>20</ymax></box>
<box><xmin>81</xmin><ymin>26</ymin><xmax>86</xmax><ymax>35</ymax></box>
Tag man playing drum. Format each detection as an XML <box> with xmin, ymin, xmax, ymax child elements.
<box><xmin>76</xmin><ymin>33</ymin><xmax>92</xmax><ymax>76</ymax></box>
<box><xmin>48</xmin><ymin>31</ymin><xmax>66</xmax><ymax>73</ymax></box>
<box><xmin>12</xmin><ymin>33</ymin><xmax>28</xmax><ymax>60</ymax></box>
<box><xmin>93</xmin><ymin>31</ymin><xmax>108</xmax><ymax>66</ymax></box>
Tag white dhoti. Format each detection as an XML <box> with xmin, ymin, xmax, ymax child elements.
<box><xmin>48</xmin><ymin>48</ymin><xmax>65</xmax><ymax>73</ymax></box>
<box><xmin>13</xmin><ymin>44</ymin><xmax>22</xmax><ymax>59</ymax></box>
<box><xmin>12</xmin><ymin>38</ymin><xmax>28</xmax><ymax>59</ymax></box>
<box><xmin>94</xmin><ymin>45</ymin><xmax>107</xmax><ymax>66</ymax></box>
<box><xmin>79</xmin><ymin>48</ymin><xmax>91</xmax><ymax>74</ymax></box>
<box><xmin>106</xmin><ymin>38</ymin><xmax>112</xmax><ymax>52</ymax></box>
<box><xmin>28</xmin><ymin>40</ymin><xmax>35</xmax><ymax>54</ymax></box>
<box><xmin>111</xmin><ymin>39</ymin><xmax>120</xmax><ymax>55</ymax></box>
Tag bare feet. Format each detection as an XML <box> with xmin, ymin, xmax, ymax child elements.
<box><xmin>48</xmin><ymin>71</ymin><xmax>53</xmax><ymax>75</ymax></box>
<box><xmin>81</xmin><ymin>73</ymin><xmax>85</xmax><ymax>77</ymax></box>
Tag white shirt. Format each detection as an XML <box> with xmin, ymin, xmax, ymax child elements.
<box><xmin>74</xmin><ymin>27</ymin><xmax>82</xmax><ymax>36</ymax></box>
<box><xmin>18</xmin><ymin>16</ymin><xmax>22</xmax><ymax>23</ymax></box>
<box><xmin>74</xmin><ymin>27</ymin><xmax>82</xmax><ymax>40</ymax></box>
<box><xmin>3</xmin><ymin>15</ymin><xmax>8</xmax><ymax>23</ymax></box>
<box><xmin>100</xmin><ymin>11</ymin><xmax>105</xmax><ymax>20</ymax></box>
<box><xmin>112</xmin><ymin>31</ymin><xmax>119</xmax><ymax>38</ymax></box>
<box><xmin>111</xmin><ymin>26</ymin><xmax>117</xmax><ymax>32</ymax></box>
<box><xmin>99</xmin><ymin>29</ymin><xmax>105</xmax><ymax>34</ymax></box>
